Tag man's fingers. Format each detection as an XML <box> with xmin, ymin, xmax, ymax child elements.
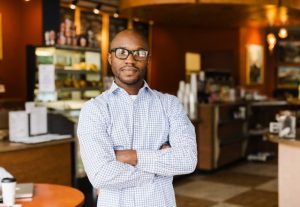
<box><xmin>160</xmin><ymin>144</ymin><xmax>170</xmax><ymax>149</ymax></box>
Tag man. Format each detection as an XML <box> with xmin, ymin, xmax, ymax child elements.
<box><xmin>77</xmin><ymin>29</ymin><xmax>197</xmax><ymax>207</ymax></box>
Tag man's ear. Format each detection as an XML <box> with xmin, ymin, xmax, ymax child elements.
<box><xmin>108</xmin><ymin>53</ymin><xmax>112</xmax><ymax>65</ymax></box>
<box><xmin>147</xmin><ymin>54</ymin><xmax>151</xmax><ymax>65</ymax></box>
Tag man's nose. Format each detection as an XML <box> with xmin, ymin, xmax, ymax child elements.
<box><xmin>125</xmin><ymin>53</ymin><xmax>135</xmax><ymax>63</ymax></box>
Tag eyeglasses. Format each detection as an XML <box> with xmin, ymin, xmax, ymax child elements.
<box><xmin>110</xmin><ymin>48</ymin><xmax>149</xmax><ymax>61</ymax></box>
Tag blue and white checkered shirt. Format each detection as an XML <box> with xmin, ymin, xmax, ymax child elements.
<box><xmin>77</xmin><ymin>81</ymin><xmax>197</xmax><ymax>207</ymax></box>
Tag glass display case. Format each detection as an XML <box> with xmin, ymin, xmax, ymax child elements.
<box><xmin>33</xmin><ymin>45</ymin><xmax>102</xmax><ymax>102</ymax></box>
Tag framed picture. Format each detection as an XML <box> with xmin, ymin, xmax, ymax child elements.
<box><xmin>278</xmin><ymin>41</ymin><xmax>300</xmax><ymax>63</ymax></box>
<box><xmin>246</xmin><ymin>44</ymin><xmax>264</xmax><ymax>85</ymax></box>
<box><xmin>277</xmin><ymin>66</ymin><xmax>300</xmax><ymax>88</ymax></box>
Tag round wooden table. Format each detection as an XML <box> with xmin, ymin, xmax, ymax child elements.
<box><xmin>17</xmin><ymin>183</ymin><xmax>84</xmax><ymax>207</ymax></box>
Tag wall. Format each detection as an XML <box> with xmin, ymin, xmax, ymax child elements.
<box><xmin>0</xmin><ymin>1</ymin><xmax>273</xmax><ymax>99</ymax></box>
<box><xmin>0</xmin><ymin>0</ymin><xmax>42</xmax><ymax>100</ymax></box>
<box><xmin>150</xmin><ymin>24</ymin><xmax>239</xmax><ymax>94</ymax></box>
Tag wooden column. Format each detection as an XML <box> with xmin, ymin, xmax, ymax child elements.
<box><xmin>74</xmin><ymin>7</ymin><xmax>81</xmax><ymax>35</ymax></box>
<box><xmin>127</xmin><ymin>19</ymin><xmax>133</xmax><ymax>29</ymax></box>
<box><xmin>101</xmin><ymin>13</ymin><xmax>110</xmax><ymax>77</ymax></box>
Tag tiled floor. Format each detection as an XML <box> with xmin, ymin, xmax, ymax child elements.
<box><xmin>174</xmin><ymin>159</ymin><xmax>278</xmax><ymax>207</ymax></box>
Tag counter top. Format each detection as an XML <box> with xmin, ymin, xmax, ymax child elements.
<box><xmin>287</xmin><ymin>99</ymin><xmax>300</xmax><ymax>105</ymax></box>
<box><xmin>198</xmin><ymin>100</ymin><xmax>288</xmax><ymax>107</ymax></box>
<box><xmin>266</xmin><ymin>131</ymin><xmax>300</xmax><ymax>148</ymax></box>
<box><xmin>249</xmin><ymin>100</ymin><xmax>288</xmax><ymax>106</ymax></box>
<box><xmin>0</xmin><ymin>138</ymin><xmax>75</xmax><ymax>153</ymax></box>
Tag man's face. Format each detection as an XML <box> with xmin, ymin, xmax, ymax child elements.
<box><xmin>108</xmin><ymin>32</ymin><xmax>149</xmax><ymax>87</ymax></box>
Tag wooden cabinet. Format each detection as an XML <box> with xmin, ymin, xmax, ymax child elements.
<box><xmin>0</xmin><ymin>139</ymin><xmax>75</xmax><ymax>186</ymax></box>
<box><xmin>196</xmin><ymin>103</ymin><xmax>248</xmax><ymax>170</ymax></box>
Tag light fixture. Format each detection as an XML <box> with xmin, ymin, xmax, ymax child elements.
<box><xmin>70</xmin><ymin>0</ymin><xmax>77</xmax><ymax>10</ymax></box>
<box><xmin>133</xmin><ymin>18</ymin><xmax>140</xmax><ymax>22</ymax></box>
<box><xmin>93</xmin><ymin>4</ymin><xmax>101</xmax><ymax>15</ymax></box>
<box><xmin>0</xmin><ymin>81</ymin><xmax>5</xmax><ymax>93</ymax></box>
<box><xmin>113</xmin><ymin>10</ymin><xmax>119</xmax><ymax>18</ymax></box>
<box><xmin>278</xmin><ymin>27</ymin><xmax>288</xmax><ymax>39</ymax></box>
<box><xmin>267</xmin><ymin>33</ymin><xmax>277</xmax><ymax>52</ymax></box>
<box><xmin>149</xmin><ymin>20</ymin><xmax>154</xmax><ymax>25</ymax></box>
<box><xmin>265</xmin><ymin>0</ymin><xmax>288</xmax><ymax>52</ymax></box>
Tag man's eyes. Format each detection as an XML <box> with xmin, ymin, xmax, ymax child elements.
<box><xmin>135</xmin><ymin>51</ymin><xmax>147</xmax><ymax>57</ymax></box>
<box><xmin>118</xmin><ymin>49</ymin><xmax>127</xmax><ymax>54</ymax></box>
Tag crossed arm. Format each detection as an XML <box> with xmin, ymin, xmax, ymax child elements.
<box><xmin>115</xmin><ymin>143</ymin><xmax>170</xmax><ymax>166</ymax></box>
<box><xmin>78</xmin><ymin>97</ymin><xmax>197</xmax><ymax>191</ymax></box>
<box><xmin>95</xmin><ymin>144</ymin><xmax>170</xmax><ymax>195</ymax></box>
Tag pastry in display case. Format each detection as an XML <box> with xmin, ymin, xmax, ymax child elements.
<box><xmin>33</xmin><ymin>46</ymin><xmax>102</xmax><ymax>102</ymax></box>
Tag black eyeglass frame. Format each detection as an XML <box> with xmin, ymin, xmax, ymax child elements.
<box><xmin>110</xmin><ymin>48</ymin><xmax>149</xmax><ymax>61</ymax></box>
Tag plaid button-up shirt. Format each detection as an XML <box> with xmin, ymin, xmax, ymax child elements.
<box><xmin>77</xmin><ymin>81</ymin><xmax>197</xmax><ymax>207</ymax></box>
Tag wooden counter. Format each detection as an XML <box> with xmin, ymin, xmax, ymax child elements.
<box><xmin>267</xmin><ymin>132</ymin><xmax>300</xmax><ymax>147</ymax></box>
<box><xmin>0</xmin><ymin>139</ymin><xmax>75</xmax><ymax>186</ymax></box>
<box><xmin>266</xmin><ymin>133</ymin><xmax>300</xmax><ymax>207</ymax></box>
<box><xmin>196</xmin><ymin>103</ymin><xmax>248</xmax><ymax>170</ymax></box>
<box><xmin>287</xmin><ymin>99</ymin><xmax>300</xmax><ymax>105</ymax></box>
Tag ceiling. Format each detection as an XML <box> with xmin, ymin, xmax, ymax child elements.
<box><xmin>120</xmin><ymin>3</ymin><xmax>300</xmax><ymax>28</ymax></box>
<box><xmin>60</xmin><ymin>0</ymin><xmax>300</xmax><ymax>30</ymax></box>
<box><xmin>60</xmin><ymin>0</ymin><xmax>119</xmax><ymax>12</ymax></box>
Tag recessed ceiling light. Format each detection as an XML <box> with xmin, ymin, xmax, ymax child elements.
<box><xmin>113</xmin><ymin>12</ymin><xmax>119</xmax><ymax>18</ymax></box>
<box><xmin>70</xmin><ymin>0</ymin><xmax>77</xmax><ymax>10</ymax></box>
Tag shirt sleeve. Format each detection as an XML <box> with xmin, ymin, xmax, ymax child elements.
<box><xmin>136</xmin><ymin>95</ymin><xmax>197</xmax><ymax>176</ymax></box>
<box><xmin>77</xmin><ymin>99</ymin><xmax>154</xmax><ymax>190</ymax></box>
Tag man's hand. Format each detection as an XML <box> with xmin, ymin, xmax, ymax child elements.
<box><xmin>115</xmin><ymin>150</ymin><xmax>137</xmax><ymax>166</ymax></box>
<box><xmin>160</xmin><ymin>142</ymin><xmax>171</xmax><ymax>151</ymax></box>
<box><xmin>160</xmin><ymin>143</ymin><xmax>170</xmax><ymax>150</ymax></box>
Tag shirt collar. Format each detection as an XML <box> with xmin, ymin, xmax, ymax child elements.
<box><xmin>108</xmin><ymin>80</ymin><xmax>153</xmax><ymax>95</ymax></box>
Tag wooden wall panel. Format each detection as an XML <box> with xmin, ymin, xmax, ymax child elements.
<box><xmin>0</xmin><ymin>0</ymin><xmax>42</xmax><ymax>100</ymax></box>
<box><xmin>150</xmin><ymin>24</ymin><xmax>239</xmax><ymax>94</ymax></box>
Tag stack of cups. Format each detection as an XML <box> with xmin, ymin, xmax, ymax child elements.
<box><xmin>1</xmin><ymin>177</ymin><xmax>16</xmax><ymax>206</ymax></box>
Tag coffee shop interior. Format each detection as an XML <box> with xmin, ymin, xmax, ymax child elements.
<box><xmin>1</xmin><ymin>0</ymin><xmax>300</xmax><ymax>206</ymax></box>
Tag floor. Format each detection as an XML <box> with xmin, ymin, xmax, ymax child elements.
<box><xmin>174</xmin><ymin>159</ymin><xmax>278</xmax><ymax>207</ymax></box>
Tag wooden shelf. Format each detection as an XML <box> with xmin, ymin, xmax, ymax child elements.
<box><xmin>57</xmin><ymin>87</ymin><xmax>100</xmax><ymax>92</ymax></box>
<box><xmin>40</xmin><ymin>45</ymin><xmax>101</xmax><ymax>52</ymax></box>
<box><xmin>278</xmin><ymin>62</ymin><xmax>300</xmax><ymax>67</ymax></box>
<box><xmin>55</xmin><ymin>69</ymin><xmax>100</xmax><ymax>75</ymax></box>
